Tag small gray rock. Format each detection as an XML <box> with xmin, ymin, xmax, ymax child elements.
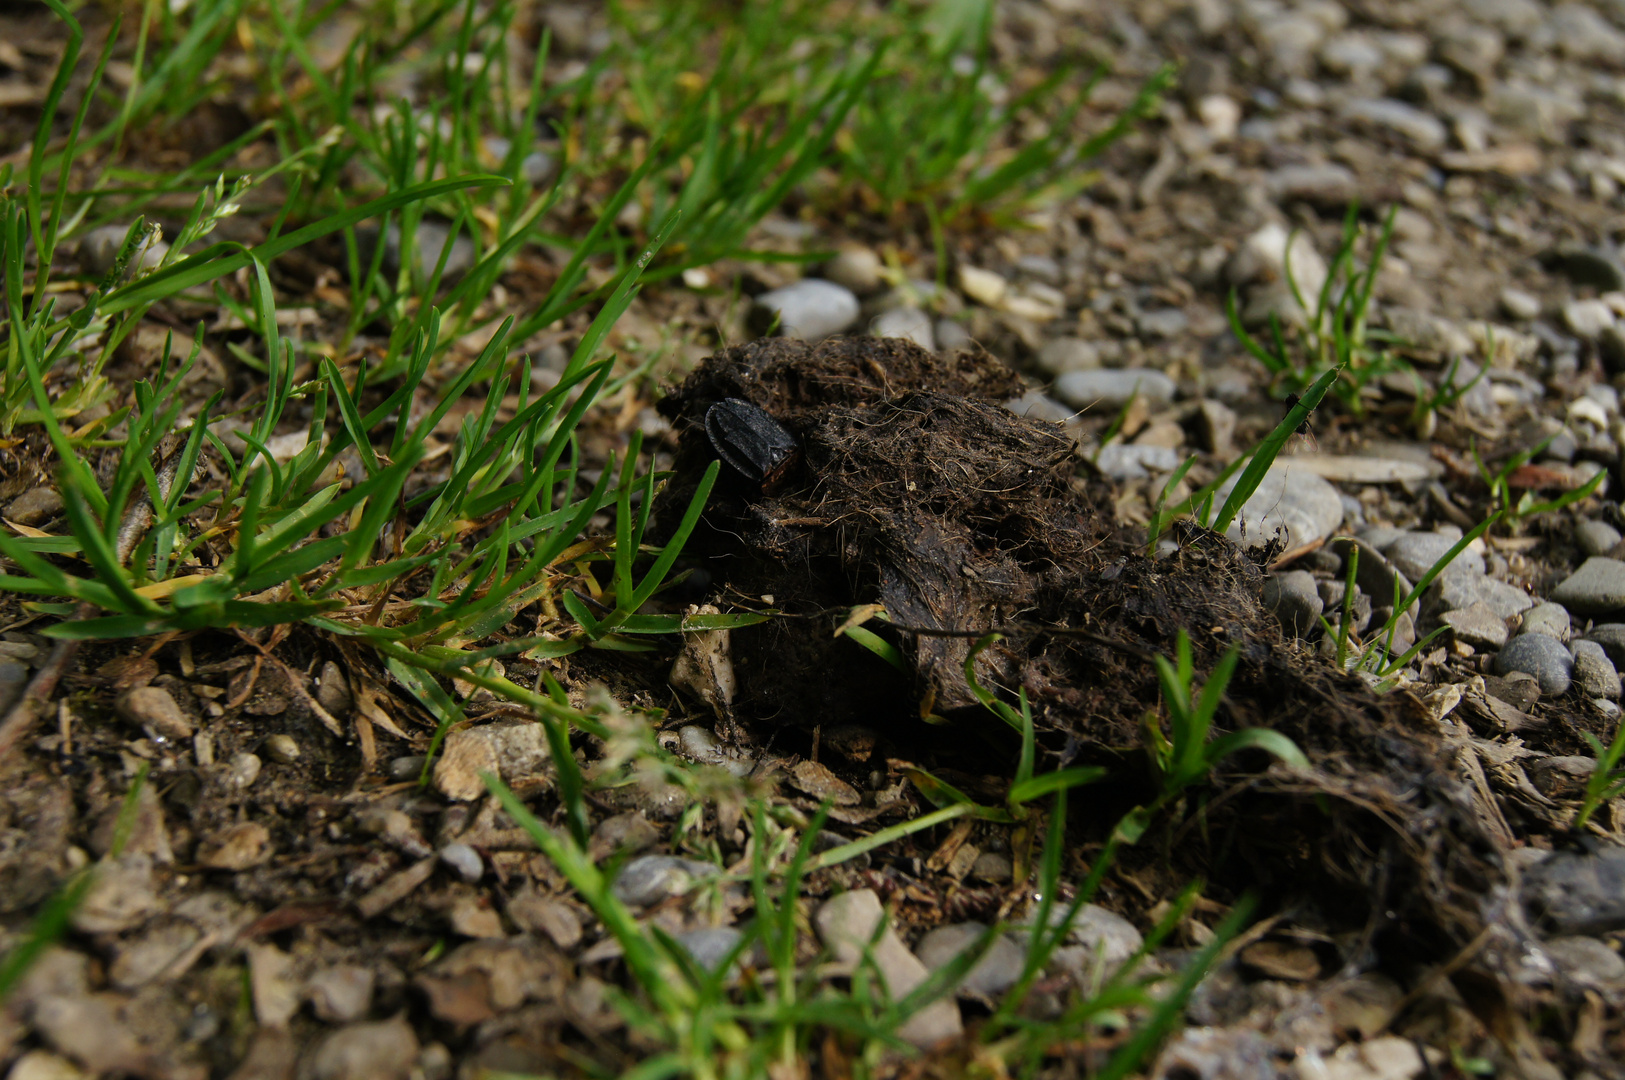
<box><xmin>1093</xmin><ymin>444</ymin><xmax>1180</xmax><ymax>481</ymax></box>
<box><xmin>815</xmin><ymin>890</ymin><xmax>962</xmax><ymax>1047</ymax></box>
<box><xmin>1584</xmin><ymin>624</ymin><xmax>1625</xmax><ymax>668</ymax></box>
<box><xmin>1552</xmin><ymin>557</ymin><xmax>1625</xmax><ymax>617</ymax></box>
<box><xmin>1578</xmin><ymin>520</ymin><xmax>1624</xmax><ymax>558</ymax></box>
<box><xmin>824</xmin><ymin>247</ymin><xmax>884</xmax><ymax>295</ymax></box>
<box><xmin>1341</xmin><ymin>98</ymin><xmax>1448</xmax><ymax>150</ymax></box>
<box><xmin>1494</xmin><ymin>633</ymin><xmax>1574</xmax><ymax>696</ymax></box>
<box><xmin>1221</xmin><ymin>465</ymin><xmax>1344</xmax><ymax>551</ymax></box>
<box><xmin>1520</xmin><ymin>602</ymin><xmax>1571</xmax><ymax>641</ymax></box>
<box><xmin>1542</xmin><ymin>936</ymin><xmax>1625</xmax><ymax>992</ymax></box>
<box><xmin>439</xmin><ymin>843</ymin><xmax>483</xmax><ymax>883</ymax></box>
<box><xmin>305</xmin><ymin>1015</ymin><xmax>419</xmax><ymax>1080</ymax></box>
<box><xmin>306</xmin><ymin>964</ymin><xmax>376</xmax><ymax>1024</ymax></box>
<box><xmin>673</xmin><ymin>926</ymin><xmax>746</xmax><ymax>973</ymax></box>
<box><xmin>1523</xmin><ymin>846</ymin><xmax>1625</xmax><ymax>935</ymax></box>
<box><xmin>1195</xmin><ymin>400</ymin><xmax>1236</xmax><ymax>456</ymax></box>
<box><xmin>915</xmin><ymin>922</ymin><xmax>1025</xmax><ymax>997</ymax></box>
<box><xmin>317</xmin><ymin>661</ymin><xmax>353</xmax><ymax>717</ymax></box>
<box><xmin>611</xmin><ymin>855</ymin><xmax>718</xmax><ymax>907</ymax></box>
<box><xmin>1054</xmin><ymin>368</ymin><xmax>1176</xmax><ymax>410</ymax></box>
<box><xmin>263</xmin><ymin>734</ymin><xmax>300</xmax><ymax>764</ymax></box>
<box><xmin>1542</xmin><ymin>247</ymin><xmax>1625</xmax><ymax>292</ymax></box>
<box><xmin>1431</xmin><ymin>570</ymin><xmax>1534</xmax><ymax>619</ymax></box>
<box><xmin>870</xmin><ymin>306</ymin><xmax>934</xmax><ymax>350</ymax></box>
<box><xmin>749</xmin><ymin>279</ymin><xmax>860</xmax><ymax>341</ymax></box>
<box><xmin>1565</xmin><ymin>299</ymin><xmax>1616</xmax><ymax>340</ymax></box>
<box><xmin>1440</xmin><ymin>601</ymin><xmax>1509</xmax><ymax>649</ymax></box>
<box><xmin>0</xmin><ymin>662</ymin><xmax>29</xmax><ymax>716</ymax></box>
<box><xmin>1500</xmin><ymin>287</ymin><xmax>1541</xmax><ymax>320</ymax></box>
<box><xmin>936</xmin><ymin>319</ymin><xmax>973</xmax><ymax>352</ymax></box>
<box><xmin>1571</xmin><ymin>640</ymin><xmax>1621</xmax><ymax>699</ymax></box>
<box><xmin>1035</xmin><ymin>338</ymin><xmax>1100</xmax><ymax>375</ymax></box>
<box><xmin>970</xmin><ymin>851</ymin><xmax>1013</xmax><ymax>883</ymax></box>
<box><xmin>1263</xmin><ymin>571</ymin><xmax>1324</xmax><ymax>639</ymax></box>
<box><xmin>1385</xmin><ymin>532</ymin><xmax>1484</xmax><ymax>583</ymax></box>
<box><xmin>5</xmin><ymin>488</ymin><xmax>63</xmax><ymax>526</ymax></box>
<box><xmin>1529</xmin><ymin>756</ymin><xmax>1598</xmax><ymax>799</ymax></box>
<box><xmin>1012</xmin><ymin>903</ymin><xmax>1143</xmax><ymax>985</ymax></box>
<box><xmin>115</xmin><ymin>686</ymin><xmax>193</xmax><ymax>741</ymax></box>
<box><xmin>1136</xmin><ymin>308</ymin><xmax>1188</xmax><ymax>339</ymax></box>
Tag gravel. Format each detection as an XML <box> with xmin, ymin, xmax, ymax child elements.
<box><xmin>1550</xmin><ymin>557</ymin><xmax>1625</xmax><ymax>617</ymax></box>
<box><xmin>1493</xmin><ymin>633</ymin><xmax>1574</xmax><ymax>696</ymax></box>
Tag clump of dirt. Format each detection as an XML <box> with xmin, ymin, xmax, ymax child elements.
<box><xmin>657</xmin><ymin>335</ymin><xmax>1514</xmax><ymax>1015</ymax></box>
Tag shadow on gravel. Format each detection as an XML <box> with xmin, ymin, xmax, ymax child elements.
<box><xmin>656</xmin><ymin>336</ymin><xmax>1550</xmax><ymax>1066</ymax></box>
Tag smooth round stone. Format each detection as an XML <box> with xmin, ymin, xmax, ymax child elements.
<box><xmin>871</xmin><ymin>306</ymin><xmax>934</xmax><ymax>350</ymax></box>
<box><xmin>1571</xmin><ymin>640</ymin><xmax>1622</xmax><ymax>699</ymax></box>
<box><xmin>1584</xmin><ymin>624</ymin><xmax>1625</xmax><ymax>667</ymax></box>
<box><xmin>1500</xmin><ymin>287</ymin><xmax>1541</xmax><ymax>320</ymax></box>
<box><xmin>1551</xmin><ymin>557</ymin><xmax>1625</xmax><ymax>617</ymax></box>
<box><xmin>1006</xmin><ymin>391</ymin><xmax>1076</xmax><ymax>426</ymax></box>
<box><xmin>611</xmin><ymin>855</ymin><xmax>718</xmax><ymax>907</ymax></box>
<box><xmin>439</xmin><ymin>843</ymin><xmax>483</xmax><ymax>883</ymax></box>
<box><xmin>1218</xmin><ymin>465</ymin><xmax>1344</xmax><ymax>551</ymax></box>
<box><xmin>1577</xmin><ymin>520</ymin><xmax>1623</xmax><ymax>558</ymax></box>
<box><xmin>1094</xmin><ymin>444</ymin><xmax>1180</xmax><ymax>481</ymax></box>
<box><xmin>1520</xmin><ymin>602</ymin><xmax>1571</xmax><ymax>641</ymax></box>
<box><xmin>1358</xmin><ymin>526</ymin><xmax>1406</xmax><ymax>552</ymax></box>
<box><xmin>1430</xmin><ymin>570</ymin><xmax>1534</xmax><ymax>619</ymax></box>
<box><xmin>1136</xmin><ymin>308</ymin><xmax>1188</xmax><ymax>338</ymax></box>
<box><xmin>748</xmin><ymin>279</ymin><xmax>860</xmax><ymax>341</ymax></box>
<box><xmin>915</xmin><ymin>922</ymin><xmax>1025</xmax><ymax>998</ymax></box>
<box><xmin>1543</xmin><ymin>936</ymin><xmax>1625</xmax><ymax>991</ymax></box>
<box><xmin>673</xmin><ymin>926</ymin><xmax>746</xmax><ymax>973</ymax></box>
<box><xmin>1036</xmin><ymin>337</ymin><xmax>1101</xmax><ymax>375</ymax></box>
<box><xmin>1494</xmin><ymin>633</ymin><xmax>1574</xmax><ymax>696</ymax></box>
<box><xmin>1564</xmin><ymin>299</ymin><xmax>1616</xmax><ymax>340</ymax></box>
<box><xmin>1340</xmin><ymin>97</ymin><xmax>1447</xmax><ymax>150</ymax></box>
<box><xmin>1053</xmin><ymin>368</ymin><xmax>1176</xmax><ymax>410</ymax></box>
<box><xmin>1263</xmin><ymin>570</ymin><xmax>1324</xmax><ymax>639</ymax></box>
<box><xmin>824</xmin><ymin>246</ymin><xmax>884</xmax><ymax>295</ymax></box>
<box><xmin>1385</xmin><ymin>532</ymin><xmax>1484</xmax><ymax>582</ymax></box>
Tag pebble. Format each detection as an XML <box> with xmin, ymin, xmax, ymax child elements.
<box><xmin>748</xmin><ymin>279</ymin><xmax>859</xmax><ymax>341</ymax></box>
<box><xmin>1519</xmin><ymin>602</ymin><xmax>1571</xmax><ymax>641</ymax></box>
<box><xmin>1341</xmin><ymin>98</ymin><xmax>1448</xmax><ymax>150</ymax></box>
<box><xmin>317</xmin><ymin>661</ymin><xmax>353</xmax><ymax>716</ymax></box>
<box><xmin>226</xmin><ymin>752</ymin><xmax>262</xmax><ymax>790</ymax></box>
<box><xmin>1541</xmin><ymin>935</ymin><xmax>1625</xmax><ymax>992</ymax></box>
<box><xmin>789</xmin><ymin>760</ymin><xmax>862</xmax><ymax>806</ymax></box>
<box><xmin>1197</xmin><ymin>94</ymin><xmax>1241</xmax><ymax>139</ymax></box>
<box><xmin>1195</xmin><ymin>400</ymin><xmax>1236</xmax><ymax>456</ymax></box>
<box><xmin>1283</xmin><ymin>455</ymin><xmax>1435</xmax><ymax>485</ymax></box>
<box><xmin>823</xmin><ymin>246</ymin><xmax>884</xmax><ymax>295</ymax></box>
<box><xmin>1136</xmin><ymin>308</ymin><xmax>1188</xmax><ymax>338</ymax></box>
<box><xmin>388</xmin><ymin>755</ymin><xmax>427</xmax><ymax>782</ymax></box>
<box><xmin>5</xmin><ymin>487</ymin><xmax>63</xmax><ymax>525</ymax></box>
<box><xmin>1218</xmin><ymin>465</ymin><xmax>1344</xmax><ymax>551</ymax></box>
<box><xmin>115</xmin><ymin>686</ymin><xmax>193</xmax><ymax>741</ymax></box>
<box><xmin>1499</xmin><ymin>287</ymin><xmax>1541</xmax><ymax>320</ymax></box>
<box><xmin>672</xmin><ymin>926</ymin><xmax>746</xmax><ymax>973</ymax></box>
<box><xmin>1522</xmin><ymin>846</ymin><xmax>1625</xmax><ymax>935</ymax></box>
<box><xmin>1440</xmin><ymin>601</ymin><xmax>1509</xmax><ymax>649</ymax></box>
<box><xmin>305</xmin><ymin>1014</ymin><xmax>419</xmax><ymax>1080</ymax></box>
<box><xmin>915</xmin><ymin>922</ymin><xmax>1026</xmax><ymax>997</ymax></box>
<box><xmin>1053</xmin><ymin>368</ymin><xmax>1176</xmax><ymax>410</ymax></box>
<box><xmin>432</xmin><ymin>720</ymin><xmax>551</xmax><ymax>802</ymax></box>
<box><xmin>262</xmin><ymin>734</ymin><xmax>300</xmax><ymax>764</ymax></box>
<box><xmin>109</xmin><ymin>918</ymin><xmax>201</xmax><ymax>989</ymax></box>
<box><xmin>197</xmin><ymin>822</ymin><xmax>274</xmax><ymax>870</ymax></box>
<box><xmin>959</xmin><ymin>265</ymin><xmax>1008</xmax><ymax>307</ymax></box>
<box><xmin>1013</xmin><ymin>903</ymin><xmax>1143</xmax><ymax>986</ymax></box>
<box><xmin>1385</xmin><ymin>532</ymin><xmax>1484</xmax><ymax>582</ymax></box>
<box><xmin>1430</xmin><ymin>570</ymin><xmax>1534</xmax><ymax>619</ymax></box>
<box><xmin>1263</xmin><ymin>571</ymin><xmax>1324</xmax><ymax>639</ymax></box>
<box><xmin>439</xmin><ymin>843</ymin><xmax>483</xmax><ymax>882</ymax></box>
<box><xmin>677</xmin><ymin>725</ymin><xmax>755</xmax><ymax>778</ymax></box>
<box><xmin>71</xmin><ymin>853</ymin><xmax>160</xmax><ymax>934</ymax></box>
<box><xmin>1571</xmin><ymin>640</ymin><xmax>1621</xmax><ymax>698</ymax></box>
<box><xmin>814</xmin><ymin>889</ymin><xmax>962</xmax><ymax>1047</ymax></box>
<box><xmin>306</xmin><ymin>964</ymin><xmax>376</xmax><ymax>1024</ymax></box>
<box><xmin>970</xmin><ymin>851</ymin><xmax>1013</xmax><ymax>883</ymax></box>
<box><xmin>1564</xmin><ymin>298</ymin><xmax>1616</xmax><ymax>340</ymax></box>
<box><xmin>610</xmin><ymin>855</ymin><xmax>718</xmax><ymax>907</ymax></box>
<box><xmin>32</xmin><ymin>994</ymin><xmax>145</xmax><ymax>1076</ymax></box>
<box><xmin>1551</xmin><ymin>557</ymin><xmax>1625</xmax><ymax>616</ymax></box>
<box><xmin>1227</xmin><ymin>223</ymin><xmax>1327</xmax><ymax>327</ymax></box>
<box><xmin>1094</xmin><ymin>444</ymin><xmax>1181</xmax><ymax>481</ymax></box>
<box><xmin>77</xmin><ymin>222</ymin><xmax>169</xmax><ymax>281</ymax></box>
<box><xmin>8</xmin><ymin>1050</ymin><xmax>91</xmax><ymax>1080</ymax></box>
<box><xmin>1583</xmin><ymin>623</ymin><xmax>1625</xmax><ymax>667</ymax></box>
<box><xmin>1541</xmin><ymin>246</ymin><xmax>1625</xmax><ymax>291</ymax></box>
<box><xmin>936</xmin><ymin>318</ymin><xmax>973</xmax><ymax>352</ymax></box>
<box><xmin>367</xmin><ymin>220</ymin><xmax>476</xmax><ymax>284</ymax></box>
<box><xmin>1528</xmin><ymin>756</ymin><xmax>1597</xmax><ymax>799</ymax></box>
<box><xmin>1494</xmin><ymin>633</ymin><xmax>1573</xmax><ymax>696</ymax></box>
<box><xmin>1578</xmin><ymin>520</ymin><xmax>1624</xmax><ymax>558</ymax></box>
<box><xmin>506</xmin><ymin>890</ymin><xmax>582</xmax><ymax>950</ymax></box>
<box><xmin>1007</xmin><ymin>390</ymin><xmax>1076</xmax><ymax>426</ymax></box>
<box><xmin>1265</xmin><ymin>163</ymin><xmax>1358</xmax><ymax>204</ymax></box>
<box><xmin>870</xmin><ymin>306</ymin><xmax>934</xmax><ymax>350</ymax></box>
<box><xmin>1035</xmin><ymin>337</ymin><xmax>1100</xmax><ymax>374</ymax></box>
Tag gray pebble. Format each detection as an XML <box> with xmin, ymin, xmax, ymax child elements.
<box><xmin>1571</xmin><ymin>640</ymin><xmax>1622</xmax><ymax>699</ymax></box>
<box><xmin>1385</xmin><ymin>532</ymin><xmax>1484</xmax><ymax>583</ymax></box>
<box><xmin>1053</xmin><ymin>368</ymin><xmax>1176</xmax><ymax>410</ymax></box>
<box><xmin>5</xmin><ymin>488</ymin><xmax>63</xmax><ymax>526</ymax></box>
<box><xmin>1263</xmin><ymin>571</ymin><xmax>1323</xmax><ymax>640</ymax></box>
<box><xmin>1014</xmin><ymin>254</ymin><xmax>1062</xmax><ymax>286</ymax></box>
<box><xmin>1093</xmin><ymin>444</ymin><xmax>1180</xmax><ymax>481</ymax></box>
<box><xmin>1440</xmin><ymin>601</ymin><xmax>1509</xmax><ymax>649</ymax></box>
<box><xmin>362</xmin><ymin>219</ymin><xmax>476</xmax><ymax>284</ymax></box>
<box><xmin>1520</xmin><ymin>602</ymin><xmax>1571</xmax><ymax>641</ymax></box>
<box><xmin>870</xmin><ymin>306</ymin><xmax>934</xmax><ymax>350</ymax></box>
<box><xmin>1012</xmin><ymin>903</ymin><xmax>1143</xmax><ymax>984</ymax></box>
<box><xmin>1542</xmin><ymin>936</ymin><xmax>1625</xmax><ymax>992</ymax></box>
<box><xmin>969</xmin><ymin>851</ymin><xmax>1013</xmax><ymax>883</ymax></box>
<box><xmin>439</xmin><ymin>843</ymin><xmax>483</xmax><ymax>883</ymax></box>
<box><xmin>1357</xmin><ymin>526</ymin><xmax>1405</xmax><ymax>552</ymax></box>
<box><xmin>1585</xmin><ymin>624</ymin><xmax>1625</xmax><ymax>668</ymax></box>
<box><xmin>1035</xmin><ymin>338</ymin><xmax>1101</xmax><ymax>375</ymax></box>
<box><xmin>317</xmin><ymin>661</ymin><xmax>353</xmax><ymax>717</ymax></box>
<box><xmin>1430</xmin><ymin>570</ymin><xmax>1534</xmax><ymax>619</ymax></box>
<box><xmin>1551</xmin><ymin>557</ymin><xmax>1625</xmax><ymax>616</ymax></box>
<box><xmin>1564</xmin><ymin>299</ymin><xmax>1616</xmax><ymax>340</ymax></box>
<box><xmin>824</xmin><ymin>247</ymin><xmax>884</xmax><ymax>295</ymax></box>
<box><xmin>935</xmin><ymin>319</ymin><xmax>974</xmax><ymax>353</ymax></box>
<box><xmin>388</xmin><ymin>755</ymin><xmax>427</xmax><ymax>781</ymax></box>
<box><xmin>0</xmin><ymin>662</ymin><xmax>28</xmax><ymax>716</ymax></box>
<box><xmin>1136</xmin><ymin>308</ymin><xmax>1188</xmax><ymax>339</ymax></box>
<box><xmin>1007</xmin><ymin>391</ymin><xmax>1076</xmax><ymax>426</ymax></box>
<box><xmin>673</xmin><ymin>926</ymin><xmax>746</xmax><ymax>974</ymax></box>
<box><xmin>1541</xmin><ymin>247</ymin><xmax>1625</xmax><ymax>292</ymax></box>
<box><xmin>1494</xmin><ymin>633</ymin><xmax>1574</xmax><ymax>696</ymax></box>
<box><xmin>305</xmin><ymin>1015</ymin><xmax>418</xmax><ymax>1080</ymax></box>
<box><xmin>226</xmin><ymin>752</ymin><xmax>262</xmax><ymax>790</ymax></box>
<box><xmin>306</xmin><ymin>964</ymin><xmax>376</xmax><ymax>1024</ymax></box>
<box><xmin>749</xmin><ymin>279</ymin><xmax>859</xmax><ymax>341</ymax></box>
<box><xmin>611</xmin><ymin>855</ymin><xmax>718</xmax><ymax>907</ymax></box>
<box><xmin>1578</xmin><ymin>520</ymin><xmax>1623</xmax><ymax>558</ymax></box>
<box><xmin>1341</xmin><ymin>98</ymin><xmax>1447</xmax><ymax>150</ymax></box>
<box><xmin>1522</xmin><ymin>846</ymin><xmax>1625</xmax><ymax>935</ymax></box>
<box><xmin>1195</xmin><ymin>399</ymin><xmax>1236</xmax><ymax>456</ymax></box>
<box><xmin>1221</xmin><ymin>466</ymin><xmax>1344</xmax><ymax>551</ymax></box>
<box><xmin>815</xmin><ymin>890</ymin><xmax>962</xmax><ymax>1047</ymax></box>
<box><xmin>915</xmin><ymin>922</ymin><xmax>1025</xmax><ymax>997</ymax></box>
<box><xmin>116</xmin><ymin>686</ymin><xmax>193</xmax><ymax>741</ymax></box>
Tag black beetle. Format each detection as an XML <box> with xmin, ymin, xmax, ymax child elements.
<box><xmin>704</xmin><ymin>398</ymin><xmax>800</xmax><ymax>491</ymax></box>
